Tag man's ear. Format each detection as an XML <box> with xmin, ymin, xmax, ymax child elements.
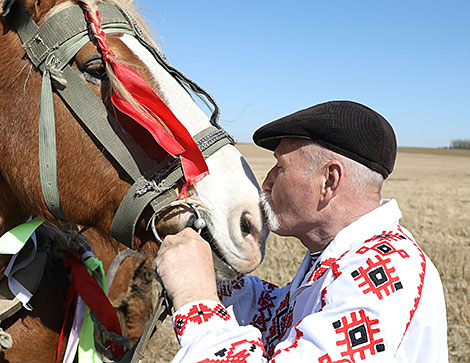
<box><xmin>320</xmin><ymin>160</ymin><xmax>343</xmax><ymax>203</ymax></box>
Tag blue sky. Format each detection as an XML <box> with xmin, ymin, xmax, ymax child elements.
<box><xmin>134</xmin><ymin>0</ymin><xmax>469</xmax><ymax>147</ymax></box>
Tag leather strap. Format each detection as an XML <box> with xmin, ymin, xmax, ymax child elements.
<box><xmin>13</xmin><ymin>3</ymin><xmax>130</xmax><ymax>69</ymax></box>
<box><xmin>12</xmin><ymin>3</ymin><xmax>138</xmax><ymax>222</ymax></box>
<box><xmin>110</xmin><ymin>126</ymin><xmax>234</xmax><ymax>247</ymax></box>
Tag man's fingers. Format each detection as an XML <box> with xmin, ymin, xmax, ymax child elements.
<box><xmin>157</xmin><ymin>228</ymin><xmax>191</xmax><ymax>255</ymax></box>
<box><xmin>156</xmin><ymin>227</ymin><xmax>211</xmax><ymax>268</ymax></box>
<box><xmin>160</xmin><ymin>228</ymin><xmax>209</xmax><ymax>251</ymax></box>
<box><xmin>153</xmin><ymin>227</ymin><xmax>219</xmax><ymax>310</ymax></box>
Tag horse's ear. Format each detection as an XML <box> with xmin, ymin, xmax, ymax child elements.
<box><xmin>2</xmin><ymin>0</ymin><xmax>16</xmax><ymax>17</ymax></box>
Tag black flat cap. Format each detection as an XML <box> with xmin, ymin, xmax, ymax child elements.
<box><xmin>253</xmin><ymin>101</ymin><xmax>397</xmax><ymax>178</ymax></box>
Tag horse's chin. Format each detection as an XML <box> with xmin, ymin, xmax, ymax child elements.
<box><xmin>200</xmin><ymin>224</ymin><xmax>265</xmax><ymax>282</ymax></box>
<box><xmin>212</xmin><ymin>249</ymin><xmax>264</xmax><ymax>282</ymax></box>
<box><xmin>212</xmin><ymin>252</ymin><xmax>240</xmax><ymax>282</ymax></box>
<box><xmin>197</xmin><ymin>227</ymin><xmax>239</xmax><ymax>282</ymax></box>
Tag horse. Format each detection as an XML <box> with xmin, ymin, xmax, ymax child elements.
<box><xmin>0</xmin><ymin>0</ymin><xmax>268</xmax><ymax>360</ymax></box>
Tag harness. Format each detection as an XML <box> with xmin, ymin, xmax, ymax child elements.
<box><xmin>4</xmin><ymin>1</ymin><xmax>237</xmax><ymax>360</ymax></box>
<box><xmin>8</xmin><ymin>1</ymin><xmax>235</xmax><ymax>249</ymax></box>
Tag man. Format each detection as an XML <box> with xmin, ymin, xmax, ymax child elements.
<box><xmin>156</xmin><ymin>101</ymin><xmax>448</xmax><ymax>362</ymax></box>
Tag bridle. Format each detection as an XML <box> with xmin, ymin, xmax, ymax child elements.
<box><xmin>5</xmin><ymin>1</ymin><xmax>235</xmax><ymax>249</ymax></box>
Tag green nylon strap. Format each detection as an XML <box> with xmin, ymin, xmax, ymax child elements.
<box><xmin>12</xmin><ymin>2</ymin><xmax>138</xmax><ymax>222</ymax></box>
<box><xmin>38</xmin><ymin>20</ymin><xmax>133</xmax><ymax>220</ymax></box>
<box><xmin>56</xmin><ymin>65</ymin><xmax>143</xmax><ymax>181</ymax></box>
<box><xmin>0</xmin><ymin>217</ymin><xmax>44</xmax><ymax>254</ymax></box>
<box><xmin>10</xmin><ymin>2</ymin><xmax>40</xmax><ymax>57</ymax></box>
<box><xmin>39</xmin><ymin>64</ymin><xmax>68</xmax><ymax>221</ymax></box>
<box><xmin>110</xmin><ymin>126</ymin><xmax>234</xmax><ymax>248</ymax></box>
<box><xmin>110</xmin><ymin>178</ymin><xmax>177</xmax><ymax>248</ymax></box>
<box><xmin>39</xmin><ymin>23</ymin><xmax>134</xmax><ymax>73</ymax></box>
<box><xmin>196</xmin><ymin>126</ymin><xmax>235</xmax><ymax>158</ymax></box>
<box><xmin>14</xmin><ymin>3</ymin><xmax>130</xmax><ymax>69</ymax></box>
<box><xmin>36</xmin><ymin>24</ymin><xmax>131</xmax><ymax>221</ymax></box>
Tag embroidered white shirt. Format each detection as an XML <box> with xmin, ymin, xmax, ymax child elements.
<box><xmin>171</xmin><ymin>199</ymin><xmax>448</xmax><ymax>362</ymax></box>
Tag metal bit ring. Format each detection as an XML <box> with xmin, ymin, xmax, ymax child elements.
<box><xmin>150</xmin><ymin>203</ymin><xmax>207</xmax><ymax>244</ymax></box>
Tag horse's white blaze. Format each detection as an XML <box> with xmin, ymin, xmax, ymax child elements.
<box><xmin>120</xmin><ymin>35</ymin><xmax>267</xmax><ymax>273</ymax></box>
<box><xmin>120</xmin><ymin>35</ymin><xmax>208</xmax><ymax>136</ymax></box>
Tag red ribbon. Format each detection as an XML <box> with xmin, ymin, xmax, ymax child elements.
<box><xmin>84</xmin><ymin>7</ymin><xmax>208</xmax><ymax>186</ymax></box>
<box><xmin>110</xmin><ymin>62</ymin><xmax>208</xmax><ymax>185</ymax></box>
<box><xmin>60</xmin><ymin>254</ymin><xmax>124</xmax><ymax>359</ymax></box>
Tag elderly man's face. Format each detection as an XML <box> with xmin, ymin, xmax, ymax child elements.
<box><xmin>261</xmin><ymin>138</ymin><xmax>322</xmax><ymax>238</ymax></box>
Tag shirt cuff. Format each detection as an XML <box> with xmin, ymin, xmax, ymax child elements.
<box><xmin>172</xmin><ymin>299</ymin><xmax>239</xmax><ymax>346</ymax></box>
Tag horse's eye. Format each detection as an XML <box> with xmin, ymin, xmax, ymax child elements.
<box><xmin>83</xmin><ymin>58</ymin><xmax>107</xmax><ymax>82</ymax></box>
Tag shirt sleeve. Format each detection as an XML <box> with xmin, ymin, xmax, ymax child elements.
<box><xmin>171</xmin><ymin>275</ymin><xmax>286</xmax><ymax>362</ymax></box>
<box><xmin>171</xmin><ymin>299</ymin><xmax>268</xmax><ymax>362</ymax></box>
<box><xmin>217</xmin><ymin>275</ymin><xmax>286</xmax><ymax>333</ymax></box>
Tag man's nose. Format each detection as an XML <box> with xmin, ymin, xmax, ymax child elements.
<box><xmin>262</xmin><ymin>167</ymin><xmax>275</xmax><ymax>191</ymax></box>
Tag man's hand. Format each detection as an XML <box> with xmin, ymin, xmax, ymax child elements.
<box><xmin>155</xmin><ymin>228</ymin><xmax>220</xmax><ymax>311</ymax></box>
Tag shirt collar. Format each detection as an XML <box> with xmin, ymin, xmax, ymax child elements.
<box><xmin>298</xmin><ymin>199</ymin><xmax>402</xmax><ymax>286</ymax></box>
<box><xmin>327</xmin><ymin>199</ymin><xmax>402</xmax><ymax>257</ymax></box>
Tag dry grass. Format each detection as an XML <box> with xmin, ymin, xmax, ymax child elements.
<box><xmin>144</xmin><ymin>145</ymin><xmax>470</xmax><ymax>362</ymax></box>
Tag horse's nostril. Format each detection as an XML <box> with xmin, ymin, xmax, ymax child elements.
<box><xmin>240</xmin><ymin>212</ymin><xmax>253</xmax><ymax>238</ymax></box>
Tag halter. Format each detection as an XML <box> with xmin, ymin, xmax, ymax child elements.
<box><xmin>8</xmin><ymin>2</ymin><xmax>235</xmax><ymax>248</ymax></box>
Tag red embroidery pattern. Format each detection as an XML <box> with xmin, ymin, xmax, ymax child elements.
<box><xmin>396</xmin><ymin>225</ymin><xmax>426</xmax><ymax>352</ymax></box>
<box><xmin>232</xmin><ymin>276</ymin><xmax>246</xmax><ymax>290</ymax></box>
<box><xmin>261</xmin><ymin>280</ymin><xmax>278</xmax><ymax>291</ymax></box>
<box><xmin>357</xmin><ymin>231</ymin><xmax>409</xmax><ymax>259</ymax></box>
<box><xmin>307</xmin><ymin>258</ymin><xmax>341</xmax><ymax>283</ymax></box>
<box><xmin>266</xmin><ymin>292</ymin><xmax>294</xmax><ymax>357</ymax></box>
<box><xmin>270</xmin><ymin>321</ymin><xmax>304</xmax><ymax>363</ymax></box>
<box><xmin>314</xmin><ymin>254</ymin><xmax>347</xmax><ymax>312</ymax></box>
<box><xmin>218</xmin><ymin>275</ymin><xmax>246</xmax><ymax>299</ymax></box>
<box><xmin>174</xmin><ymin>303</ymin><xmax>231</xmax><ymax>336</ymax></box>
<box><xmin>334</xmin><ymin>309</ymin><xmax>385</xmax><ymax>362</ymax></box>
<box><xmin>352</xmin><ymin>255</ymin><xmax>402</xmax><ymax>300</ymax></box>
<box><xmin>198</xmin><ymin>338</ymin><xmax>267</xmax><ymax>363</ymax></box>
<box><xmin>251</xmin><ymin>281</ymin><xmax>277</xmax><ymax>333</ymax></box>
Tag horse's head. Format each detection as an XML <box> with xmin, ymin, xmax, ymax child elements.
<box><xmin>0</xmin><ymin>0</ymin><xmax>267</xmax><ymax>280</ymax></box>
